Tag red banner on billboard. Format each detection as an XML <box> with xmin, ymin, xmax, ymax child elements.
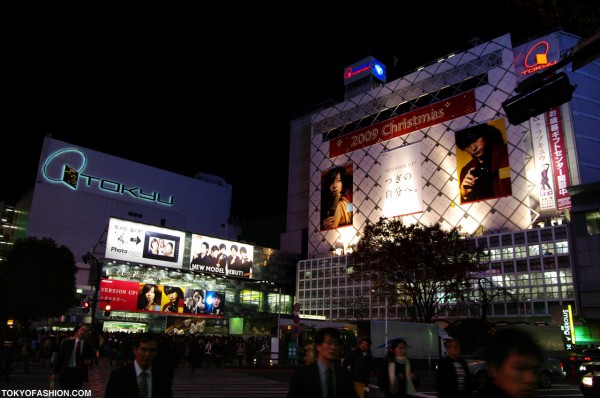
<box><xmin>99</xmin><ymin>279</ymin><xmax>140</xmax><ymax>311</ymax></box>
<box><xmin>545</xmin><ymin>108</ymin><xmax>572</xmax><ymax>210</ymax></box>
<box><xmin>328</xmin><ymin>91</ymin><xmax>477</xmax><ymax>158</ymax></box>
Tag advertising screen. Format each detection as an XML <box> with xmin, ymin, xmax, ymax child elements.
<box><xmin>105</xmin><ymin>218</ymin><xmax>185</xmax><ymax>268</ymax></box>
<box><xmin>189</xmin><ymin>234</ymin><xmax>254</xmax><ymax>279</ymax></box>
<box><xmin>320</xmin><ymin>163</ymin><xmax>354</xmax><ymax>231</ymax></box>
<box><xmin>99</xmin><ymin>279</ymin><xmax>225</xmax><ymax>318</ymax></box>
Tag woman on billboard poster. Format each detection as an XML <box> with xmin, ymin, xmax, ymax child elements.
<box><xmin>320</xmin><ymin>164</ymin><xmax>353</xmax><ymax>230</ymax></box>
<box><xmin>456</xmin><ymin>120</ymin><xmax>512</xmax><ymax>204</ymax></box>
<box><xmin>136</xmin><ymin>283</ymin><xmax>162</xmax><ymax>311</ymax></box>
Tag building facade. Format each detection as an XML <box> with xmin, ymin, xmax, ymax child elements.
<box><xmin>283</xmin><ymin>31</ymin><xmax>600</xmax><ymax>345</ymax></box>
<box><xmin>8</xmin><ymin>137</ymin><xmax>297</xmax><ymax>334</ymax></box>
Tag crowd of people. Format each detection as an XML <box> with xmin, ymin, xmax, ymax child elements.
<box><xmin>2</xmin><ymin>324</ymin><xmax>552</xmax><ymax>398</ymax></box>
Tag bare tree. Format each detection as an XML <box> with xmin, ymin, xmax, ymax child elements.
<box><xmin>349</xmin><ymin>217</ymin><xmax>487</xmax><ymax>323</ymax></box>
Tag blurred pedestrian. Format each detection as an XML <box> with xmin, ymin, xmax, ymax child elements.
<box><xmin>436</xmin><ymin>339</ymin><xmax>472</xmax><ymax>398</ymax></box>
<box><xmin>382</xmin><ymin>339</ymin><xmax>419</xmax><ymax>398</ymax></box>
<box><xmin>287</xmin><ymin>327</ymin><xmax>358</xmax><ymax>398</ymax></box>
<box><xmin>343</xmin><ymin>336</ymin><xmax>375</xmax><ymax>398</ymax></box>
<box><xmin>105</xmin><ymin>332</ymin><xmax>173</xmax><ymax>398</ymax></box>
<box><xmin>473</xmin><ymin>328</ymin><xmax>544</xmax><ymax>398</ymax></box>
<box><xmin>50</xmin><ymin>324</ymin><xmax>94</xmax><ymax>389</ymax></box>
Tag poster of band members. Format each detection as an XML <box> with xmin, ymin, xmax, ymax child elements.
<box><xmin>99</xmin><ymin>279</ymin><xmax>225</xmax><ymax>317</ymax></box>
<box><xmin>104</xmin><ymin>218</ymin><xmax>186</xmax><ymax>269</ymax></box>
<box><xmin>380</xmin><ymin>142</ymin><xmax>423</xmax><ymax>218</ymax></box>
<box><xmin>189</xmin><ymin>234</ymin><xmax>254</xmax><ymax>279</ymax></box>
<box><xmin>320</xmin><ymin>163</ymin><xmax>354</xmax><ymax>231</ymax></box>
<box><xmin>455</xmin><ymin>118</ymin><xmax>512</xmax><ymax>204</ymax></box>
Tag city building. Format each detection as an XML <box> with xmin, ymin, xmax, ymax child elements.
<box><xmin>6</xmin><ymin>136</ymin><xmax>296</xmax><ymax>334</ymax></box>
<box><xmin>282</xmin><ymin>30</ymin><xmax>600</xmax><ymax>346</ymax></box>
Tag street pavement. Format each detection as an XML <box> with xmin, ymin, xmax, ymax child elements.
<box><xmin>0</xmin><ymin>358</ymin><xmax>583</xmax><ymax>398</ymax></box>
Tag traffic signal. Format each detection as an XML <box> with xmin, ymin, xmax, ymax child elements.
<box><xmin>502</xmin><ymin>72</ymin><xmax>575</xmax><ymax>125</ymax></box>
<box><xmin>104</xmin><ymin>302</ymin><xmax>111</xmax><ymax>317</ymax></box>
<box><xmin>82</xmin><ymin>300</ymin><xmax>91</xmax><ymax>314</ymax></box>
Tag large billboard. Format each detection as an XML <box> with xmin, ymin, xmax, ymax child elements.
<box><xmin>455</xmin><ymin>118</ymin><xmax>512</xmax><ymax>204</ymax></box>
<box><xmin>380</xmin><ymin>142</ymin><xmax>423</xmax><ymax>218</ymax></box>
<box><xmin>99</xmin><ymin>279</ymin><xmax>225</xmax><ymax>317</ymax></box>
<box><xmin>320</xmin><ymin>163</ymin><xmax>354</xmax><ymax>231</ymax></box>
<box><xmin>105</xmin><ymin>218</ymin><xmax>186</xmax><ymax>269</ymax></box>
<box><xmin>189</xmin><ymin>234</ymin><xmax>254</xmax><ymax>278</ymax></box>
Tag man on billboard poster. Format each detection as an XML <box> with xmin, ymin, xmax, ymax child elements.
<box><xmin>320</xmin><ymin>164</ymin><xmax>354</xmax><ymax>230</ymax></box>
<box><xmin>456</xmin><ymin>119</ymin><xmax>512</xmax><ymax>204</ymax></box>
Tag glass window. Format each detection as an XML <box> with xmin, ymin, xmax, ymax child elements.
<box><xmin>530</xmin><ymin>258</ymin><xmax>542</xmax><ymax>271</ymax></box>
<box><xmin>489</xmin><ymin>248</ymin><xmax>501</xmax><ymax>261</ymax></box>
<box><xmin>489</xmin><ymin>236</ymin><xmax>500</xmax><ymax>247</ymax></box>
<box><xmin>514</xmin><ymin>233</ymin><xmax>525</xmax><ymax>244</ymax></box>
<box><xmin>541</xmin><ymin>229</ymin><xmax>553</xmax><ymax>242</ymax></box>
<box><xmin>516</xmin><ymin>259</ymin><xmax>528</xmax><ymax>272</ymax></box>
<box><xmin>503</xmin><ymin>261</ymin><xmax>515</xmax><ymax>273</ymax></box>
<box><xmin>518</xmin><ymin>274</ymin><xmax>531</xmax><ymax>287</ymax></box>
<box><xmin>530</xmin><ymin>272</ymin><xmax>544</xmax><ymax>286</ymax></box>
<box><xmin>477</xmin><ymin>238</ymin><xmax>488</xmax><ymax>248</ymax></box>
<box><xmin>585</xmin><ymin>210</ymin><xmax>600</xmax><ymax>234</ymax></box>
<box><xmin>502</xmin><ymin>247</ymin><xmax>514</xmax><ymax>259</ymax></box>
<box><xmin>528</xmin><ymin>244</ymin><xmax>540</xmax><ymax>257</ymax></box>
<box><xmin>299</xmin><ymin>271</ymin><xmax>304</xmax><ymax>280</ymax></box>
<box><xmin>306</xmin><ymin>271</ymin><xmax>312</xmax><ymax>280</ymax></box>
<box><xmin>544</xmin><ymin>271</ymin><xmax>558</xmax><ymax>285</ymax></box>
<box><xmin>502</xmin><ymin>234</ymin><xmax>513</xmax><ymax>246</ymax></box>
<box><xmin>554</xmin><ymin>226</ymin><xmax>567</xmax><ymax>239</ymax></box>
<box><xmin>562</xmin><ymin>285</ymin><xmax>574</xmax><ymax>299</ymax></box>
<box><xmin>546</xmin><ymin>286</ymin><xmax>559</xmax><ymax>299</ymax></box>
<box><xmin>514</xmin><ymin>246</ymin><xmax>527</xmax><ymax>258</ymax></box>
<box><xmin>559</xmin><ymin>270</ymin><xmax>573</xmax><ymax>285</ymax></box>
<box><xmin>527</xmin><ymin>231</ymin><xmax>539</xmax><ymax>243</ymax></box>
<box><xmin>556</xmin><ymin>241</ymin><xmax>569</xmax><ymax>254</ymax></box>
<box><xmin>504</xmin><ymin>274</ymin><xmax>516</xmax><ymax>288</ymax></box>
<box><xmin>541</xmin><ymin>243</ymin><xmax>554</xmax><ymax>255</ymax></box>
<box><xmin>543</xmin><ymin>257</ymin><xmax>556</xmax><ymax>270</ymax></box>
<box><xmin>557</xmin><ymin>256</ymin><xmax>571</xmax><ymax>269</ymax></box>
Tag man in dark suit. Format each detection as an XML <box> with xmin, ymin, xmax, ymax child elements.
<box><xmin>50</xmin><ymin>324</ymin><xmax>95</xmax><ymax>389</ymax></box>
<box><xmin>105</xmin><ymin>332</ymin><xmax>173</xmax><ymax>398</ymax></box>
<box><xmin>288</xmin><ymin>327</ymin><xmax>358</xmax><ymax>398</ymax></box>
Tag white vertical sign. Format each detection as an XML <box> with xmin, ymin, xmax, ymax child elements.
<box><xmin>380</xmin><ymin>142</ymin><xmax>423</xmax><ymax>218</ymax></box>
<box><xmin>531</xmin><ymin>115</ymin><xmax>557</xmax><ymax>211</ymax></box>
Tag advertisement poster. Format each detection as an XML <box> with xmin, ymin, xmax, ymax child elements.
<box><xmin>380</xmin><ymin>142</ymin><xmax>423</xmax><ymax>218</ymax></box>
<box><xmin>189</xmin><ymin>234</ymin><xmax>254</xmax><ymax>279</ymax></box>
<box><xmin>104</xmin><ymin>218</ymin><xmax>186</xmax><ymax>269</ymax></box>
<box><xmin>531</xmin><ymin>114</ymin><xmax>557</xmax><ymax>211</ymax></box>
<box><xmin>320</xmin><ymin>163</ymin><xmax>354</xmax><ymax>231</ymax></box>
<box><xmin>455</xmin><ymin>118</ymin><xmax>512</xmax><ymax>204</ymax></box>
<box><xmin>99</xmin><ymin>279</ymin><xmax>225</xmax><ymax>317</ymax></box>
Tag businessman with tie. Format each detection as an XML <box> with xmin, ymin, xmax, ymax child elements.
<box><xmin>105</xmin><ymin>332</ymin><xmax>173</xmax><ymax>398</ymax></box>
<box><xmin>50</xmin><ymin>324</ymin><xmax>94</xmax><ymax>389</ymax></box>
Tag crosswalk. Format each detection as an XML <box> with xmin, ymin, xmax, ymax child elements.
<box><xmin>88</xmin><ymin>364</ymin><xmax>292</xmax><ymax>398</ymax></box>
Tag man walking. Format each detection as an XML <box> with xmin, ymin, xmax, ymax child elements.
<box><xmin>50</xmin><ymin>324</ymin><xmax>94</xmax><ymax>389</ymax></box>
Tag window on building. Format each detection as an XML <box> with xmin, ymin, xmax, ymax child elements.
<box><xmin>504</xmin><ymin>274</ymin><xmax>516</xmax><ymax>288</ymax></box>
<box><xmin>527</xmin><ymin>230</ymin><xmax>539</xmax><ymax>243</ymax></box>
<box><xmin>518</xmin><ymin>274</ymin><xmax>531</xmax><ymax>287</ymax></box>
<box><xmin>530</xmin><ymin>258</ymin><xmax>542</xmax><ymax>271</ymax></box>
<box><xmin>503</xmin><ymin>261</ymin><xmax>515</xmax><ymax>273</ymax></box>
<box><xmin>516</xmin><ymin>259</ymin><xmax>528</xmax><ymax>272</ymax></box>
<box><xmin>541</xmin><ymin>242</ymin><xmax>554</xmax><ymax>255</ymax></box>
<box><xmin>502</xmin><ymin>247</ymin><xmax>514</xmax><ymax>259</ymax></box>
<box><xmin>533</xmin><ymin>301</ymin><xmax>546</xmax><ymax>314</ymax></box>
<box><xmin>502</xmin><ymin>234</ymin><xmax>513</xmax><ymax>246</ymax></box>
<box><xmin>489</xmin><ymin>236</ymin><xmax>500</xmax><ymax>247</ymax></box>
<box><xmin>494</xmin><ymin>303</ymin><xmax>505</xmax><ymax>315</ymax></box>
<box><xmin>532</xmin><ymin>286</ymin><xmax>545</xmax><ymax>299</ymax></box>
<box><xmin>562</xmin><ymin>285</ymin><xmax>574</xmax><ymax>299</ymax></box>
<box><xmin>514</xmin><ymin>246</ymin><xmax>527</xmax><ymax>258</ymax></box>
<box><xmin>489</xmin><ymin>248</ymin><xmax>501</xmax><ymax>261</ymax></box>
<box><xmin>546</xmin><ymin>286</ymin><xmax>560</xmax><ymax>299</ymax></box>
<box><xmin>544</xmin><ymin>271</ymin><xmax>558</xmax><ymax>285</ymax></box>
<box><xmin>541</xmin><ymin>229</ymin><xmax>553</xmax><ymax>242</ymax></box>
<box><xmin>528</xmin><ymin>244</ymin><xmax>540</xmax><ymax>256</ymax></box>
<box><xmin>554</xmin><ymin>226</ymin><xmax>567</xmax><ymax>239</ymax></box>
<box><xmin>514</xmin><ymin>233</ymin><xmax>525</xmax><ymax>244</ymax></box>
<box><xmin>557</xmin><ymin>256</ymin><xmax>571</xmax><ymax>268</ymax></box>
<box><xmin>543</xmin><ymin>257</ymin><xmax>556</xmax><ymax>270</ymax></box>
<box><xmin>530</xmin><ymin>272</ymin><xmax>544</xmax><ymax>286</ymax></box>
<box><xmin>556</xmin><ymin>241</ymin><xmax>569</xmax><ymax>254</ymax></box>
<box><xmin>559</xmin><ymin>270</ymin><xmax>573</xmax><ymax>285</ymax></box>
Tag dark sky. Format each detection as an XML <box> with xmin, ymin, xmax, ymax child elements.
<box><xmin>4</xmin><ymin>4</ymin><xmax>559</xmax><ymax>221</ymax></box>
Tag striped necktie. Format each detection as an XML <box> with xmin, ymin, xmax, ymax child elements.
<box><xmin>139</xmin><ymin>371</ymin><xmax>148</xmax><ymax>398</ymax></box>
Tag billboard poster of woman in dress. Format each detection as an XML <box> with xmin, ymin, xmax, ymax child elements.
<box><xmin>320</xmin><ymin>163</ymin><xmax>353</xmax><ymax>231</ymax></box>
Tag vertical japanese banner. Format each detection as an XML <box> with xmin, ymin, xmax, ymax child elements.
<box><xmin>545</xmin><ymin>108</ymin><xmax>572</xmax><ymax>210</ymax></box>
<box><xmin>531</xmin><ymin>115</ymin><xmax>557</xmax><ymax>211</ymax></box>
<box><xmin>380</xmin><ymin>142</ymin><xmax>423</xmax><ymax>218</ymax></box>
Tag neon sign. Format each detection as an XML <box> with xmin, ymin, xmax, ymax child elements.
<box><xmin>343</xmin><ymin>56</ymin><xmax>386</xmax><ymax>86</ymax></box>
<box><xmin>518</xmin><ymin>41</ymin><xmax>558</xmax><ymax>76</ymax></box>
<box><xmin>42</xmin><ymin>148</ymin><xmax>174</xmax><ymax>205</ymax></box>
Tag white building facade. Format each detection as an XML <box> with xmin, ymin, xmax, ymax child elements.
<box><xmin>282</xmin><ymin>31</ymin><xmax>600</xmax><ymax>343</ymax></box>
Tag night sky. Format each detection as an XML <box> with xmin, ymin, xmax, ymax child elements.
<box><xmin>3</xmin><ymin>4</ymin><xmax>563</xmax><ymax>221</ymax></box>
